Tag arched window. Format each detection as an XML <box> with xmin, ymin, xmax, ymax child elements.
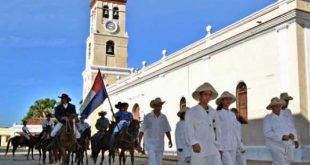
<box><xmin>88</xmin><ymin>43</ymin><xmax>91</xmax><ymax>59</ymax></box>
<box><xmin>236</xmin><ymin>82</ymin><xmax>248</xmax><ymax>124</ymax></box>
<box><xmin>113</xmin><ymin>7</ymin><xmax>119</xmax><ymax>20</ymax></box>
<box><xmin>132</xmin><ymin>103</ymin><xmax>140</xmax><ymax>120</ymax></box>
<box><xmin>103</xmin><ymin>5</ymin><xmax>109</xmax><ymax>18</ymax></box>
<box><xmin>106</xmin><ymin>41</ymin><xmax>114</xmax><ymax>55</ymax></box>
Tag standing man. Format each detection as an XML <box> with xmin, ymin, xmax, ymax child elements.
<box><xmin>263</xmin><ymin>97</ymin><xmax>296</xmax><ymax>165</ymax></box>
<box><xmin>138</xmin><ymin>97</ymin><xmax>173</xmax><ymax>165</ymax></box>
<box><xmin>51</xmin><ymin>93</ymin><xmax>79</xmax><ymax>138</ymax></box>
<box><xmin>280</xmin><ymin>92</ymin><xmax>299</xmax><ymax>157</ymax></box>
<box><xmin>185</xmin><ymin>82</ymin><xmax>222</xmax><ymax>165</ymax></box>
<box><xmin>175</xmin><ymin>106</ymin><xmax>191</xmax><ymax>165</ymax></box>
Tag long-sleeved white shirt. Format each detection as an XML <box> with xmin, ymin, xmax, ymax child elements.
<box><xmin>139</xmin><ymin>111</ymin><xmax>171</xmax><ymax>152</ymax></box>
<box><xmin>281</xmin><ymin>108</ymin><xmax>298</xmax><ymax>140</ymax></box>
<box><xmin>217</xmin><ymin>109</ymin><xmax>239</xmax><ymax>151</ymax></box>
<box><xmin>263</xmin><ymin>113</ymin><xmax>295</xmax><ymax>150</ymax></box>
<box><xmin>175</xmin><ymin>120</ymin><xmax>191</xmax><ymax>158</ymax></box>
<box><xmin>42</xmin><ymin>119</ymin><xmax>54</xmax><ymax>129</ymax></box>
<box><xmin>185</xmin><ymin>104</ymin><xmax>222</xmax><ymax>157</ymax></box>
<box><xmin>22</xmin><ymin>126</ymin><xmax>30</xmax><ymax>134</ymax></box>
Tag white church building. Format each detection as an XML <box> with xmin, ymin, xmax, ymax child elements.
<box><xmin>82</xmin><ymin>0</ymin><xmax>310</xmax><ymax>162</ymax></box>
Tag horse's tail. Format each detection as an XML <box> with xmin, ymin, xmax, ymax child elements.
<box><xmin>5</xmin><ymin>138</ymin><xmax>12</xmax><ymax>156</ymax></box>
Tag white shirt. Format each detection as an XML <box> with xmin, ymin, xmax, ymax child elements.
<box><xmin>185</xmin><ymin>104</ymin><xmax>222</xmax><ymax>157</ymax></box>
<box><xmin>281</xmin><ymin>108</ymin><xmax>298</xmax><ymax>140</ymax></box>
<box><xmin>217</xmin><ymin>109</ymin><xmax>238</xmax><ymax>151</ymax></box>
<box><xmin>42</xmin><ymin>119</ymin><xmax>54</xmax><ymax>128</ymax></box>
<box><xmin>22</xmin><ymin>125</ymin><xmax>30</xmax><ymax>134</ymax></box>
<box><xmin>63</xmin><ymin>103</ymin><xmax>68</xmax><ymax>109</ymax></box>
<box><xmin>175</xmin><ymin>120</ymin><xmax>191</xmax><ymax>158</ymax></box>
<box><xmin>139</xmin><ymin>111</ymin><xmax>171</xmax><ymax>152</ymax></box>
<box><xmin>263</xmin><ymin>113</ymin><xmax>295</xmax><ymax>150</ymax></box>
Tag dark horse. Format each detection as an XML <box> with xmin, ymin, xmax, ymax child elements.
<box><xmin>75</xmin><ymin>127</ymin><xmax>91</xmax><ymax>165</ymax></box>
<box><xmin>116</xmin><ymin>119</ymin><xmax>140</xmax><ymax>165</ymax></box>
<box><xmin>91</xmin><ymin>122</ymin><xmax>116</xmax><ymax>165</ymax></box>
<box><xmin>37</xmin><ymin>125</ymin><xmax>54</xmax><ymax>164</ymax></box>
<box><xmin>5</xmin><ymin>134</ymin><xmax>39</xmax><ymax>160</ymax></box>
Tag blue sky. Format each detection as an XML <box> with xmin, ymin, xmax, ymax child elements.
<box><xmin>0</xmin><ymin>0</ymin><xmax>275</xmax><ymax>126</ymax></box>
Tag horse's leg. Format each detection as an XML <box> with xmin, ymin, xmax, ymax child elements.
<box><xmin>27</xmin><ymin>146</ymin><xmax>30</xmax><ymax>160</ymax></box>
<box><xmin>100</xmin><ymin>150</ymin><xmax>104</xmax><ymax>165</ymax></box>
<box><xmin>130</xmin><ymin>149</ymin><xmax>134</xmax><ymax>165</ymax></box>
<box><xmin>122</xmin><ymin>150</ymin><xmax>126</xmax><ymax>165</ymax></box>
<box><xmin>85</xmin><ymin>150</ymin><xmax>88</xmax><ymax>165</ymax></box>
<box><xmin>42</xmin><ymin>148</ymin><xmax>46</xmax><ymax>165</ymax></box>
<box><xmin>32</xmin><ymin>147</ymin><xmax>34</xmax><ymax>160</ymax></box>
<box><xmin>118</xmin><ymin>150</ymin><xmax>122</xmax><ymax>165</ymax></box>
<box><xmin>12</xmin><ymin>145</ymin><xmax>17</xmax><ymax>157</ymax></box>
<box><xmin>38</xmin><ymin>148</ymin><xmax>41</xmax><ymax>161</ymax></box>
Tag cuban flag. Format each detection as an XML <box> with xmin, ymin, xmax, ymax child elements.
<box><xmin>80</xmin><ymin>70</ymin><xmax>108</xmax><ymax>118</ymax></box>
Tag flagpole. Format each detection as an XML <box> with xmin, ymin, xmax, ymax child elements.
<box><xmin>101</xmin><ymin>71</ymin><xmax>116</xmax><ymax>121</ymax></box>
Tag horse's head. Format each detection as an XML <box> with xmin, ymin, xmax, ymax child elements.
<box><xmin>45</xmin><ymin>125</ymin><xmax>53</xmax><ymax>133</ymax></box>
<box><xmin>67</xmin><ymin>113</ymin><xmax>77</xmax><ymax>121</ymax></box>
<box><xmin>82</xmin><ymin>127</ymin><xmax>91</xmax><ymax>139</ymax></box>
<box><xmin>128</xmin><ymin>119</ymin><xmax>140</xmax><ymax>137</ymax></box>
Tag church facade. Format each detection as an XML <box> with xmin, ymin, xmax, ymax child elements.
<box><xmin>83</xmin><ymin>0</ymin><xmax>310</xmax><ymax>162</ymax></box>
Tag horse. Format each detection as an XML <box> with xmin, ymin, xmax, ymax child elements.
<box><xmin>57</xmin><ymin>113</ymin><xmax>78</xmax><ymax>165</ymax></box>
<box><xmin>74</xmin><ymin>127</ymin><xmax>91</xmax><ymax>165</ymax></box>
<box><xmin>91</xmin><ymin>122</ymin><xmax>116</xmax><ymax>165</ymax></box>
<box><xmin>116</xmin><ymin>119</ymin><xmax>140</xmax><ymax>165</ymax></box>
<box><xmin>36</xmin><ymin>125</ymin><xmax>54</xmax><ymax>164</ymax></box>
<box><xmin>5</xmin><ymin>134</ymin><xmax>39</xmax><ymax>160</ymax></box>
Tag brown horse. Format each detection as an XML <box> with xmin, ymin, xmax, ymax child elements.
<box><xmin>91</xmin><ymin>122</ymin><xmax>116</xmax><ymax>165</ymax></box>
<box><xmin>5</xmin><ymin>134</ymin><xmax>39</xmax><ymax>160</ymax></box>
<box><xmin>116</xmin><ymin>119</ymin><xmax>140</xmax><ymax>165</ymax></box>
<box><xmin>57</xmin><ymin>114</ymin><xmax>78</xmax><ymax>165</ymax></box>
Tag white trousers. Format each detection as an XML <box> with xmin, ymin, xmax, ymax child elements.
<box><xmin>177</xmin><ymin>156</ymin><xmax>190</xmax><ymax>165</ymax></box>
<box><xmin>147</xmin><ymin>149</ymin><xmax>163</xmax><ymax>165</ymax></box>
<box><xmin>51</xmin><ymin>122</ymin><xmax>80</xmax><ymax>138</ymax></box>
<box><xmin>222</xmin><ymin>150</ymin><xmax>237</xmax><ymax>165</ymax></box>
<box><xmin>191</xmin><ymin>153</ymin><xmax>221</xmax><ymax>165</ymax></box>
<box><xmin>22</xmin><ymin>133</ymin><xmax>30</xmax><ymax>140</ymax></box>
<box><xmin>236</xmin><ymin>151</ymin><xmax>246</xmax><ymax>165</ymax></box>
<box><xmin>269</xmin><ymin>148</ymin><xmax>290</xmax><ymax>165</ymax></box>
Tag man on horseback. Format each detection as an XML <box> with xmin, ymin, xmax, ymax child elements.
<box><xmin>22</xmin><ymin>120</ymin><xmax>32</xmax><ymax>141</ymax></box>
<box><xmin>110</xmin><ymin>102</ymin><xmax>133</xmax><ymax>151</ymax></box>
<box><xmin>42</xmin><ymin>113</ymin><xmax>54</xmax><ymax>129</ymax></box>
<box><xmin>78</xmin><ymin>115</ymin><xmax>90</xmax><ymax>134</ymax></box>
<box><xmin>50</xmin><ymin>93</ymin><xmax>80</xmax><ymax>139</ymax></box>
<box><xmin>92</xmin><ymin>111</ymin><xmax>109</xmax><ymax>141</ymax></box>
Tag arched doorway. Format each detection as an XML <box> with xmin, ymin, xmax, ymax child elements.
<box><xmin>236</xmin><ymin>82</ymin><xmax>248</xmax><ymax>124</ymax></box>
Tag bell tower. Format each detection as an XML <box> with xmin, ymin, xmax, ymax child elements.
<box><xmin>82</xmin><ymin>0</ymin><xmax>130</xmax><ymax>99</ymax></box>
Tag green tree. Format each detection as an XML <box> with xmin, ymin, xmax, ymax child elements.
<box><xmin>23</xmin><ymin>98</ymin><xmax>57</xmax><ymax>121</ymax></box>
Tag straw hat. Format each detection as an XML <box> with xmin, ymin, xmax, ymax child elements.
<box><xmin>192</xmin><ymin>82</ymin><xmax>218</xmax><ymax>101</ymax></box>
<box><xmin>215</xmin><ymin>91</ymin><xmax>236</xmax><ymax>105</ymax></box>
<box><xmin>280</xmin><ymin>92</ymin><xmax>293</xmax><ymax>101</ymax></box>
<box><xmin>266</xmin><ymin>97</ymin><xmax>286</xmax><ymax>110</ymax></box>
<box><xmin>177</xmin><ymin>107</ymin><xmax>189</xmax><ymax>117</ymax></box>
<box><xmin>150</xmin><ymin>97</ymin><xmax>165</xmax><ymax>108</ymax></box>
<box><xmin>98</xmin><ymin>111</ymin><xmax>107</xmax><ymax>116</ymax></box>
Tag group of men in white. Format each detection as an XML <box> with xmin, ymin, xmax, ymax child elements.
<box><xmin>137</xmin><ymin>82</ymin><xmax>299</xmax><ymax>165</ymax></box>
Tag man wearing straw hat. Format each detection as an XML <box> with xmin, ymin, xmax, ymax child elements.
<box><xmin>175</xmin><ymin>106</ymin><xmax>191</xmax><ymax>165</ymax></box>
<box><xmin>138</xmin><ymin>97</ymin><xmax>173</xmax><ymax>165</ymax></box>
<box><xmin>263</xmin><ymin>97</ymin><xmax>297</xmax><ymax>165</ymax></box>
<box><xmin>216</xmin><ymin>91</ymin><xmax>239</xmax><ymax>165</ymax></box>
<box><xmin>280</xmin><ymin>92</ymin><xmax>299</xmax><ymax>161</ymax></box>
<box><xmin>185</xmin><ymin>82</ymin><xmax>222</xmax><ymax>165</ymax></box>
